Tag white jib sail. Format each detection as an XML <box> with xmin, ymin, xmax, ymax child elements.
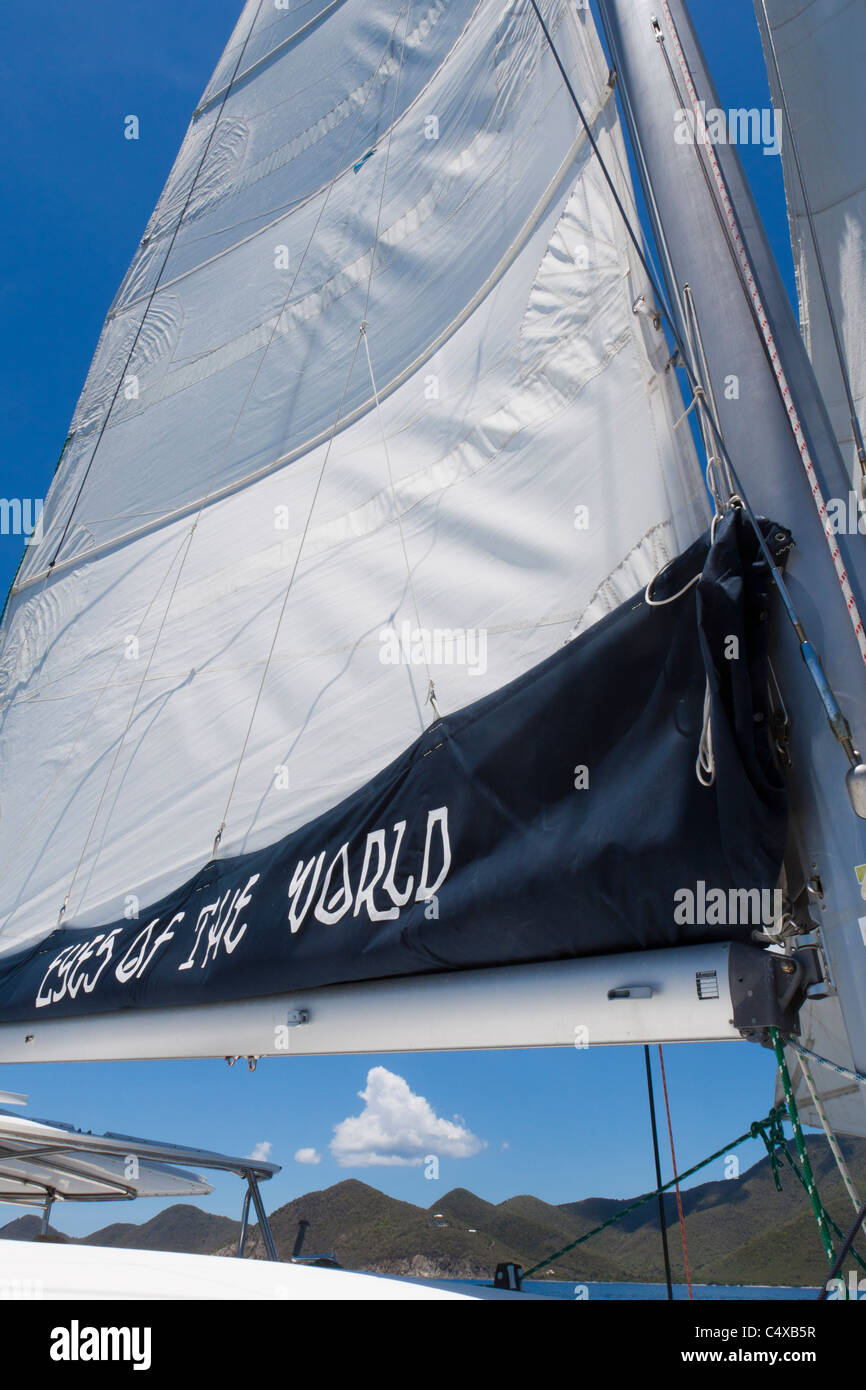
<box><xmin>0</xmin><ymin>0</ymin><xmax>705</xmax><ymax>963</ymax></box>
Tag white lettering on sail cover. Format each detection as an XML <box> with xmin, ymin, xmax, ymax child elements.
<box><xmin>314</xmin><ymin>844</ymin><xmax>351</xmax><ymax>925</ymax></box>
<box><xmin>115</xmin><ymin>914</ymin><xmax>184</xmax><ymax>983</ymax></box>
<box><xmin>178</xmin><ymin>875</ymin><xmax>260</xmax><ymax>971</ymax></box>
<box><xmin>36</xmin><ymin>930</ymin><xmax>121</xmax><ymax>1007</ymax></box>
<box><xmin>288</xmin><ymin>806</ymin><xmax>452</xmax><ymax>935</ymax></box>
<box><xmin>288</xmin><ymin>854</ymin><xmax>326</xmax><ymax>933</ymax></box>
<box><xmin>32</xmin><ymin>809</ymin><xmax>452</xmax><ymax>1007</ymax></box>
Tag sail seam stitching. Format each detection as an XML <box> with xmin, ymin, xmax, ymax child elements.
<box><xmin>13</xmin><ymin>91</ymin><xmax>615</xmax><ymax>597</ymax></box>
<box><xmin>39</xmin><ymin>4</ymin><xmax>412</xmax><ymax>922</ymax></box>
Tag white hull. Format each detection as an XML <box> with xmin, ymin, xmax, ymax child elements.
<box><xmin>0</xmin><ymin>1239</ymin><xmax>536</xmax><ymax>1301</ymax></box>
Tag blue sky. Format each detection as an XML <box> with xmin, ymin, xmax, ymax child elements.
<box><xmin>0</xmin><ymin>0</ymin><xmax>796</xmax><ymax>1240</ymax></box>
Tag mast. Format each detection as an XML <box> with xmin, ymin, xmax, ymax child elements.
<box><xmin>755</xmin><ymin>0</ymin><xmax>866</xmax><ymax>485</ymax></box>
<box><xmin>599</xmin><ymin>0</ymin><xmax>866</xmax><ymax>1132</ymax></box>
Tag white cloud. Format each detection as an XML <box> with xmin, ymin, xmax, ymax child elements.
<box><xmin>247</xmin><ymin>1141</ymin><xmax>273</xmax><ymax>1162</ymax></box>
<box><xmin>330</xmin><ymin>1066</ymin><xmax>485</xmax><ymax>1169</ymax></box>
<box><xmin>294</xmin><ymin>1147</ymin><xmax>322</xmax><ymax>1165</ymax></box>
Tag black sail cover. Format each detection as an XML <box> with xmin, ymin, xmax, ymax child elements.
<box><xmin>0</xmin><ymin>511</ymin><xmax>789</xmax><ymax>1022</ymax></box>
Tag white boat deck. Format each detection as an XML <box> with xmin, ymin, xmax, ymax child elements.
<box><xmin>0</xmin><ymin>1239</ymin><xmax>538</xmax><ymax>1300</ymax></box>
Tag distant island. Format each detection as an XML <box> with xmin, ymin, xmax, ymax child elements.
<box><xmin>3</xmin><ymin>1132</ymin><xmax>862</xmax><ymax>1285</ymax></box>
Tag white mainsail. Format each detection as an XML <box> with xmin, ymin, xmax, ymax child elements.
<box><xmin>756</xmin><ymin>0</ymin><xmax>866</xmax><ymax>483</ymax></box>
<box><xmin>0</xmin><ymin>0</ymin><xmax>703</xmax><ymax>967</ymax></box>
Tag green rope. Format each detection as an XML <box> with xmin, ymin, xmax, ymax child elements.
<box><xmin>752</xmin><ymin>1103</ymin><xmax>788</xmax><ymax>1192</ymax></box>
<box><xmin>771</xmin><ymin>1026</ymin><xmax>835</xmax><ymax>1264</ymax></box>
<box><xmin>520</xmin><ymin>1105</ymin><xmax>788</xmax><ymax>1281</ymax></box>
<box><xmin>519</xmin><ymin>1038</ymin><xmax>863</xmax><ymax>1287</ymax></box>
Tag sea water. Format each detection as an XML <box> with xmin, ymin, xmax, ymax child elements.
<box><xmin>466</xmin><ymin>1280</ymin><xmax>817</xmax><ymax>1300</ymax></box>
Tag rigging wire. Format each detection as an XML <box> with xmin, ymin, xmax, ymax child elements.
<box><xmin>643</xmin><ymin>1045</ymin><xmax>674</xmax><ymax>1299</ymax></box>
<box><xmin>681</xmin><ymin>283</ymin><xmax>732</xmax><ymax>505</ymax></box>
<box><xmin>519</xmin><ymin>1094</ymin><xmax>863</xmax><ymax>1288</ymax></box>
<box><xmin>211</xmin><ymin>326</ymin><xmax>366</xmax><ymax>859</ymax></box>
<box><xmin>771</xmin><ymin>1143</ymin><xmax>866</xmax><ymax>1291</ymax></box>
<box><xmin>527</xmin><ymin>0</ymin><xmax>865</xmax><ymax>785</ymax></box>
<box><xmin>657</xmin><ymin>1044</ymin><xmax>693</xmax><ymax>1299</ymax></box>
<box><xmin>817</xmin><ymin>1192</ymin><xmax>866</xmax><ymax>1301</ymax></box>
<box><xmin>796</xmin><ymin>1051</ymin><xmax>866</xmax><ymax>1242</ymax></box>
<box><xmin>781</xmin><ymin>1035</ymin><xmax>866</xmax><ymax>1089</ymax></box>
<box><xmin>350</xmin><ymin>0</ymin><xmax>441</xmax><ymax>717</ymax></box>
<box><xmin>357</xmin><ymin>0</ymin><xmax>441</xmax><ymax>716</ymax></box>
<box><xmin>756</xmin><ymin>0</ymin><xmax>866</xmax><ymax>480</ymax></box>
<box><xmin>361</xmin><ymin>326</ymin><xmax>440</xmax><ymax>719</ymax></box>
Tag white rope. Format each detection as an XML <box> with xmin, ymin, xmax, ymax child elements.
<box><xmin>645</xmin><ymin>505</ymin><xmax>723</xmax><ymax>607</ymax></box>
<box><xmin>704</xmin><ymin>457</ymin><xmax>726</xmax><ymax>513</ymax></box>
<box><xmin>644</xmin><ymin>507</ymin><xmax>732</xmax><ymax>786</ymax></box>
<box><xmin>643</xmin><ymin>566</ymin><xmax>700</xmax><ymax>607</ymax></box>
<box><xmin>696</xmin><ymin>679</ymin><xmax>715</xmax><ymax>786</ymax></box>
<box><xmin>643</xmin><ymin>558</ymin><xmax>712</xmax><ymax>789</ymax></box>
<box><xmin>671</xmin><ymin>384</ymin><xmax>704</xmax><ymax>431</ymax></box>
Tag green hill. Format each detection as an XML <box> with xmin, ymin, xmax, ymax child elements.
<box><xmin>0</xmin><ymin>1214</ymin><xmax>69</xmax><ymax>1243</ymax></box>
<box><xmin>7</xmin><ymin>1136</ymin><xmax>866</xmax><ymax>1285</ymax></box>
<box><xmin>83</xmin><ymin>1203</ymin><xmax>240</xmax><ymax>1255</ymax></box>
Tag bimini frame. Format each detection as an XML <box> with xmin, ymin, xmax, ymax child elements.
<box><xmin>0</xmin><ymin>1104</ymin><xmax>280</xmax><ymax>1260</ymax></box>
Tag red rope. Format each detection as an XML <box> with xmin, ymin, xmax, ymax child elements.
<box><xmin>657</xmin><ymin>1044</ymin><xmax>694</xmax><ymax>1299</ymax></box>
